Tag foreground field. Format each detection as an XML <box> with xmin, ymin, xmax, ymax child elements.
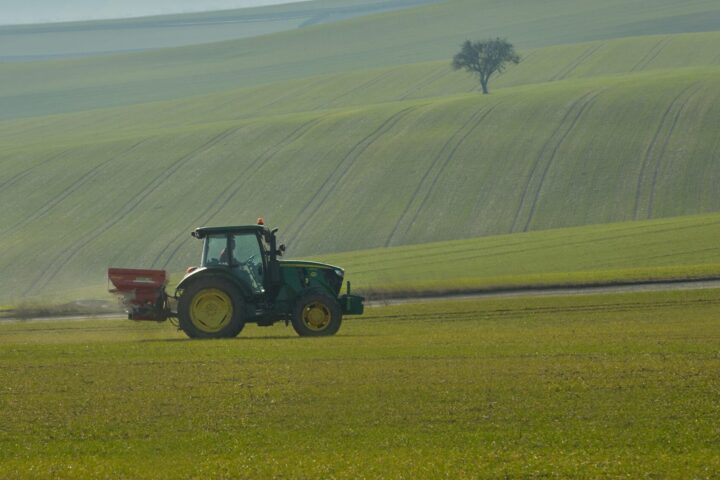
<box><xmin>1</xmin><ymin>289</ymin><xmax>719</xmax><ymax>478</ymax></box>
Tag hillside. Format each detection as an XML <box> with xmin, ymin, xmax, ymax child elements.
<box><xmin>2</xmin><ymin>64</ymin><xmax>720</xmax><ymax>300</ymax></box>
<box><xmin>1</xmin><ymin>0</ymin><xmax>720</xmax><ymax>302</ymax></box>
<box><xmin>2</xmin><ymin>31</ymin><xmax>720</xmax><ymax>140</ymax></box>
<box><xmin>0</xmin><ymin>0</ymin><xmax>436</xmax><ymax>60</ymax></box>
<box><xmin>22</xmin><ymin>211</ymin><xmax>720</xmax><ymax>306</ymax></box>
<box><xmin>318</xmin><ymin>211</ymin><xmax>720</xmax><ymax>294</ymax></box>
<box><xmin>2</xmin><ymin>0</ymin><xmax>720</xmax><ymax>119</ymax></box>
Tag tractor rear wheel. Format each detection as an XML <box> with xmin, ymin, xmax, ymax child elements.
<box><xmin>291</xmin><ymin>293</ymin><xmax>342</xmax><ymax>337</ymax></box>
<box><xmin>178</xmin><ymin>278</ymin><xmax>244</xmax><ymax>339</ymax></box>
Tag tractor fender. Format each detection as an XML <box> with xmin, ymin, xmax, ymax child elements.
<box><xmin>175</xmin><ymin>267</ymin><xmax>254</xmax><ymax>300</ymax></box>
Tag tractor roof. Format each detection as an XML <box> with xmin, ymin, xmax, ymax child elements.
<box><xmin>191</xmin><ymin>225</ymin><xmax>269</xmax><ymax>239</ymax></box>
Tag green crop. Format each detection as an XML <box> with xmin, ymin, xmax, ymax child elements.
<box><xmin>2</xmin><ymin>2</ymin><xmax>720</xmax><ymax>304</ymax></box>
<box><xmin>2</xmin><ymin>0</ymin><xmax>720</xmax><ymax>118</ymax></box>
<box><xmin>318</xmin><ymin>211</ymin><xmax>720</xmax><ymax>295</ymax></box>
<box><xmin>3</xmin><ymin>65</ymin><xmax>720</xmax><ymax>301</ymax></box>
<box><xmin>1</xmin><ymin>288</ymin><xmax>719</xmax><ymax>478</ymax></box>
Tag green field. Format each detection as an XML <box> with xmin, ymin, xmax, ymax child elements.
<box><xmin>318</xmin><ymin>211</ymin><xmax>720</xmax><ymax>295</ymax></box>
<box><xmin>7</xmin><ymin>211</ymin><xmax>720</xmax><ymax>310</ymax></box>
<box><xmin>2</xmin><ymin>0</ymin><xmax>720</xmax><ymax>302</ymax></box>
<box><xmin>1</xmin><ymin>289</ymin><xmax>719</xmax><ymax>477</ymax></box>
<box><xmin>0</xmin><ymin>0</ymin><xmax>436</xmax><ymax>60</ymax></box>
<box><xmin>4</xmin><ymin>31</ymin><xmax>720</xmax><ymax>127</ymax></box>
<box><xmin>3</xmin><ymin>0</ymin><xmax>720</xmax><ymax>118</ymax></box>
<box><xmin>3</xmin><ymin>63</ymin><xmax>720</xmax><ymax>301</ymax></box>
<box><xmin>3</xmin><ymin>1</ymin><xmax>720</xmax><ymax>476</ymax></box>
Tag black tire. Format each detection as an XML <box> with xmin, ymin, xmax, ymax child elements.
<box><xmin>291</xmin><ymin>292</ymin><xmax>342</xmax><ymax>337</ymax></box>
<box><xmin>177</xmin><ymin>277</ymin><xmax>245</xmax><ymax>339</ymax></box>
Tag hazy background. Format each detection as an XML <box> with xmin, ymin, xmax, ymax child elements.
<box><xmin>0</xmin><ymin>0</ymin><xmax>306</xmax><ymax>25</ymax></box>
<box><xmin>0</xmin><ymin>0</ymin><xmax>437</xmax><ymax>59</ymax></box>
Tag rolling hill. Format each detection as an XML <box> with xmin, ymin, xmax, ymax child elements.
<box><xmin>0</xmin><ymin>0</ymin><xmax>437</xmax><ymax>60</ymax></box>
<box><xmin>2</xmin><ymin>0</ymin><xmax>720</xmax><ymax>119</ymax></box>
<box><xmin>2</xmin><ymin>31</ymin><xmax>720</xmax><ymax>141</ymax></box>
<box><xmin>1</xmin><ymin>0</ymin><xmax>720</xmax><ymax>302</ymax></box>
<box><xmin>2</xmin><ymin>64</ymin><xmax>720</xmax><ymax>299</ymax></box>
<box><xmin>318</xmin><ymin>211</ymin><xmax>720</xmax><ymax>294</ymax></box>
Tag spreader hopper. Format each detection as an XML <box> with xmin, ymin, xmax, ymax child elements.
<box><xmin>108</xmin><ymin>268</ymin><xmax>170</xmax><ymax>321</ymax></box>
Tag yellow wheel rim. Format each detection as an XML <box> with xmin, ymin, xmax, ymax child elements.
<box><xmin>302</xmin><ymin>302</ymin><xmax>331</xmax><ymax>331</ymax></box>
<box><xmin>190</xmin><ymin>288</ymin><xmax>233</xmax><ymax>333</ymax></box>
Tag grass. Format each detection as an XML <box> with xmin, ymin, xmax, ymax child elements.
<box><xmin>2</xmin><ymin>0</ymin><xmax>720</xmax><ymax>118</ymax></box>
<box><xmin>4</xmin><ymin>31</ymin><xmax>720</xmax><ymax>131</ymax></box>
<box><xmin>9</xmin><ymin>210</ymin><xmax>720</xmax><ymax>310</ymax></box>
<box><xmin>1</xmin><ymin>288</ymin><xmax>719</xmax><ymax>477</ymax></box>
<box><xmin>3</xmin><ymin>65</ymin><xmax>720</xmax><ymax>301</ymax></box>
<box><xmin>1</xmin><ymin>4</ymin><xmax>720</xmax><ymax>304</ymax></box>
<box><xmin>316</xmin><ymin>211</ymin><xmax>720</xmax><ymax>295</ymax></box>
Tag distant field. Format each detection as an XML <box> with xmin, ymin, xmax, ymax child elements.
<box><xmin>2</xmin><ymin>0</ymin><xmax>720</xmax><ymax>118</ymax></box>
<box><xmin>0</xmin><ymin>0</ymin><xmax>437</xmax><ymax>59</ymax></box>
<box><xmin>317</xmin><ymin>211</ymin><xmax>720</xmax><ymax>295</ymax></box>
<box><xmin>1</xmin><ymin>289</ymin><xmax>719</xmax><ymax>477</ymax></box>
<box><xmin>3</xmin><ymin>30</ymin><xmax>720</xmax><ymax>123</ymax></box>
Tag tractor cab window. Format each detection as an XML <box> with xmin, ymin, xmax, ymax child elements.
<box><xmin>200</xmin><ymin>233</ymin><xmax>264</xmax><ymax>294</ymax></box>
<box><xmin>202</xmin><ymin>235</ymin><xmax>228</xmax><ymax>266</ymax></box>
<box><xmin>231</xmin><ymin>233</ymin><xmax>264</xmax><ymax>294</ymax></box>
<box><xmin>231</xmin><ymin>234</ymin><xmax>261</xmax><ymax>266</ymax></box>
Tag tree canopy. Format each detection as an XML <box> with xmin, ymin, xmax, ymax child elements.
<box><xmin>452</xmin><ymin>38</ymin><xmax>520</xmax><ymax>94</ymax></box>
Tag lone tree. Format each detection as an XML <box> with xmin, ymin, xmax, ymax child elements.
<box><xmin>452</xmin><ymin>38</ymin><xmax>520</xmax><ymax>94</ymax></box>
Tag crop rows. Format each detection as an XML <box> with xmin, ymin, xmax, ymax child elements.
<box><xmin>1</xmin><ymin>68</ymin><xmax>720</xmax><ymax>300</ymax></box>
<box><xmin>2</xmin><ymin>289</ymin><xmax>719</xmax><ymax>477</ymax></box>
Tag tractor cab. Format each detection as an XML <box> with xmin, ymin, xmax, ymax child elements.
<box><xmin>194</xmin><ymin>226</ymin><xmax>271</xmax><ymax>295</ymax></box>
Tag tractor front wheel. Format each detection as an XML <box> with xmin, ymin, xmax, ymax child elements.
<box><xmin>178</xmin><ymin>278</ymin><xmax>244</xmax><ymax>339</ymax></box>
<box><xmin>291</xmin><ymin>293</ymin><xmax>342</xmax><ymax>337</ymax></box>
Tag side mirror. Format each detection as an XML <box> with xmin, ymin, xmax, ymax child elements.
<box><xmin>277</xmin><ymin>244</ymin><xmax>286</xmax><ymax>256</ymax></box>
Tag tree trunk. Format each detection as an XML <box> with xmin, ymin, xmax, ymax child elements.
<box><xmin>480</xmin><ymin>77</ymin><xmax>489</xmax><ymax>94</ymax></box>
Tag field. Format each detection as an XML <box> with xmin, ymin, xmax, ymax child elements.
<box><xmin>7</xmin><ymin>211</ymin><xmax>720</xmax><ymax>310</ymax></box>
<box><xmin>3</xmin><ymin>0</ymin><xmax>720</xmax><ymax>118</ymax></box>
<box><xmin>1</xmin><ymin>289</ymin><xmax>719</xmax><ymax>478</ymax></box>
<box><xmin>0</xmin><ymin>0</ymin><xmax>436</xmax><ymax>60</ymax></box>
<box><xmin>3</xmin><ymin>1</ymin><xmax>720</xmax><ymax>476</ymax></box>
<box><xmin>319</xmin><ymin>211</ymin><xmax>720</xmax><ymax>294</ymax></box>
<box><xmin>4</xmin><ymin>62</ymin><xmax>720</xmax><ymax>301</ymax></box>
<box><xmin>2</xmin><ymin>1</ymin><xmax>720</xmax><ymax>301</ymax></box>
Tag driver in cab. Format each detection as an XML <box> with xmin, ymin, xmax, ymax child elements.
<box><xmin>220</xmin><ymin>236</ymin><xmax>263</xmax><ymax>294</ymax></box>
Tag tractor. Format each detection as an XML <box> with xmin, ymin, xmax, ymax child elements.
<box><xmin>108</xmin><ymin>223</ymin><xmax>364</xmax><ymax>338</ymax></box>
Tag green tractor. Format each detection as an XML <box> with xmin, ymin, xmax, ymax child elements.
<box><xmin>108</xmin><ymin>223</ymin><xmax>364</xmax><ymax>338</ymax></box>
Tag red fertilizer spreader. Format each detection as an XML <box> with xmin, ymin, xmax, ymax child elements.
<box><xmin>107</xmin><ymin>268</ymin><xmax>171</xmax><ymax>321</ymax></box>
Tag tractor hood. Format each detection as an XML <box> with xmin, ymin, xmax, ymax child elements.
<box><xmin>279</xmin><ymin>260</ymin><xmax>343</xmax><ymax>272</ymax></box>
<box><xmin>279</xmin><ymin>260</ymin><xmax>345</xmax><ymax>296</ymax></box>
